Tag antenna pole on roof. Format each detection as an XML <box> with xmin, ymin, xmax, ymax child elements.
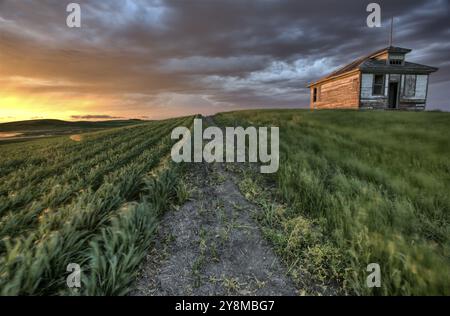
<box><xmin>389</xmin><ymin>17</ymin><xmax>394</xmax><ymax>47</ymax></box>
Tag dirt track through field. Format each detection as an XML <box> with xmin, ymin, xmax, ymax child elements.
<box><xmin>132</xmin><ymin>118</ymin><xmax>298</xmax><ymax>296</ymax></box>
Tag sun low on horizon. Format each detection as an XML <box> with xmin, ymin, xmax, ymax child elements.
<box><xmin>0</xmin><ymin>92</ymin><xmax>95</xmax><ymax>123</ymax></box>
<box><xmin>0</xmin><ymin>92</ymin><xmax>150</xmax><ymax>123</ymax></box>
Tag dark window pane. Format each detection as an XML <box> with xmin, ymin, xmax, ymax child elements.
<box><xmin>390</xmin><ymin>60</ymin><xmax>401</xmax><ymax>65</ymax></box>
<box><xmin>373</xmin><ymin>75</ymin><xmax>384</xmax><ymax>95</ymax></box>
<box><xmin>373</xmin><ymin>85</ymin><xmax>383</xmax><ymax>95</ymax></box>
<box><xmin>374</xmin><ymin>75</ymin><xmax>384</xmax><ymax>84</ymax></box>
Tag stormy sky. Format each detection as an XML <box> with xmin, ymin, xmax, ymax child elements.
<box><xmin>0</xmin><ymin>0</ymin><xmax>449</xmax><ymax>121</ymax></box>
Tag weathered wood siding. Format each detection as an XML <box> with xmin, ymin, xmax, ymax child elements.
<box><xmin>360</xmin><ymin>73</ymin><xmax>388</xmax><ymax>109</ymax></box>
<box><xmin>374</xmin><ymin>52</ymin><xmax>389</xmax><ymax>61</ymax></box>
<box><xmin>360</xmin><ymin>73</ymin><xmax>429</xmax><ymax>110</ymax></box>
<box><xmin>399</xmin><ymin>74</ymin><xmax>428</xmax><ymax>110</ymax></box>
<box><xmin>310</xmin><ymin>71</ymin><xmax>430</xmax><ymax>111</ymax></box>
<box><xmin>310</xmin><ymin>72</ymin><xmax>360</xmax><ymax>109</ymax></box>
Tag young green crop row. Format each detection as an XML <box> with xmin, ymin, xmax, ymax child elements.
<box><xmin>0</xmin><ymin>118</ymin><xmax>187</xmax><ymax>239</ymax></box>
<box><xmin>74</xmin><ymin>169</ymin><xmax>185</xmax><ymax>295</ymax></box>
<box><xmin>0</xmin><ymin>116</ymin><xmax>194</xmax><ymax>295</ymax></box>
<box><xmin>0</xmin><ymin>120</ymin><xmax>170</xmax><ymax>197</ymax></box>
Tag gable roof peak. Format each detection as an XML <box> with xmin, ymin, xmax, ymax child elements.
<box><xmin>370</xmin><ymin>46</ymin><xmax>412</xmax><ymax>58</ymax></box>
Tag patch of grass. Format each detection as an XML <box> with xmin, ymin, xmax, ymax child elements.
<box><xmin>78</xmin><ymin>202</ymin><xmax>158</xmax><ymax>296</ymax></box>
<box><xmin>238</xmin><ymin>171</ymin><xmax>342</xmax><ymax>294</ymax></box>
<box><xmin>0</xmin><ymin>116</ymin><xmax>195</xmax><ymax>295</ymax></box>
<box><xmin>70</xmin><ymin>166</ymin><xmax>187</xmax><ymax>296</ymax></box>
<box><xmin>216</xmin><ymin>109</ymin><xmax>450</xmax><ymax>295</ymax></box>
<box><xmin>222</xmin><ymin>276</ymin><xmax>243</xmax><ymax>294</ymax></box>
<box><xmin>175</xmin><ymin>179</ymin><xmax>191</xmax><ymax>205</ymax></box>
<box><xmin>209</xmin><ymin>241</ymin><xmax>220</xmax><ymax>263</ymax></box>
<box><xmin>192</xmin><ymin>255</ymin><xmax>206</xmax><ymax>288</ymax></box>
<box><xmin>213</xmin><ymin>172</ymin><xmax>227</xmax><ymax>185</ymax></box>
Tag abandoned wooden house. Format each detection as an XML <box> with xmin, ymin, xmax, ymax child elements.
<box><xmin>308</xmin><ymin>46</ymin><xmax>438</xmax><ymax>110</ymax></box>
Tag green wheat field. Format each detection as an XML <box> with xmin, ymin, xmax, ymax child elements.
<box><xmin>0</xmin><ymin>110</ymin><xmax>449</xmax><ymax>295</ymax></box>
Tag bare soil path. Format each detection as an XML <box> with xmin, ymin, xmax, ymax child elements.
<box><xmin>132</xmin><ymin>118</ymin><xmax>298</xmax><ymax>296</ymax></box>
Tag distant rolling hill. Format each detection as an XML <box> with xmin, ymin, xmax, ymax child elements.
<box><xmin>0</xmin><ymin>119</ymin><xmax>144</xmax><ymax>132</ymax></box>
<box><xmin>0</xmin><ymin>119</ymin><xmax>147</xmax><ymax>144</ymax></box>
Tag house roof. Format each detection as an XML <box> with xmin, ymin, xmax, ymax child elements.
<box><xmin>360</xmin><ymin>60</ymin><xmax>438</xmax><ymax>73</ymax></box>
<box><xmin>308</xmin><ymin>46</ymin><xmax>438</xmax><ymax>87</ymax></box>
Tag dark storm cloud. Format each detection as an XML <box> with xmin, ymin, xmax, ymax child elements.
<box><xmin>0</xmin><ymin>0</ymin><xmax>448</xmax><ymax>114</ymax></box>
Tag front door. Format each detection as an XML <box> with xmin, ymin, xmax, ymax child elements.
<box><xmin>388</xmin><ymin>82</ymin><xmax>398</xmax><ymax>109</ymax></box>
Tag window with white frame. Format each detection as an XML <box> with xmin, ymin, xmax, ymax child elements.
<box><xmin>404</xmin><ymin>75</ymin><xmax>416</xmax><ymax>97</ymax></box>
<box><xmin>372</xmin><ymin>74</ymin><xmax>384</xmax><ymax>95</ymax></box>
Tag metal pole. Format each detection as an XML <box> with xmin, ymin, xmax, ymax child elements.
<box><xmin>390</xmin><ymin>17</ymin><xmax>394</xmax><ymax>46</ymax></box>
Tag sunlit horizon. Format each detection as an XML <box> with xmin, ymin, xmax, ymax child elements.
<box><xmin>0</xmin><ymin>92</ymin><xmax>223</xmax><ymax>123</ymax></box>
